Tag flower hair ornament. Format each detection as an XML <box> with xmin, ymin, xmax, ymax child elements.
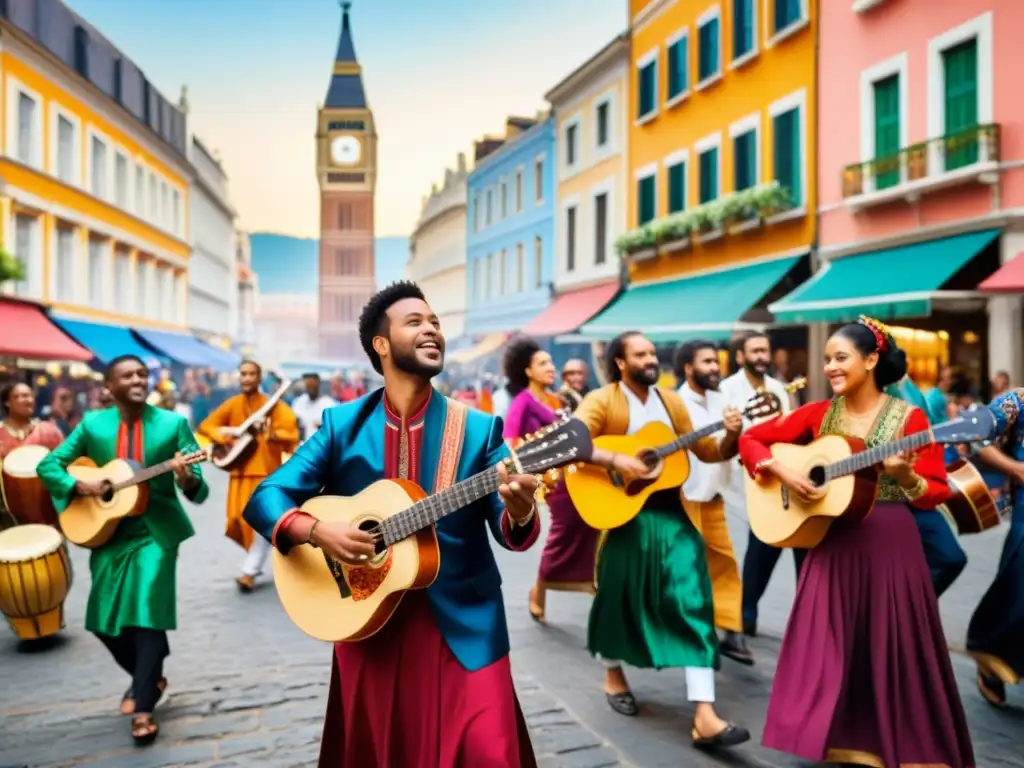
<box><xmin>858</xmin><ymin>315</ymin><xmax>890</xmax><ymax>353</ymax></box>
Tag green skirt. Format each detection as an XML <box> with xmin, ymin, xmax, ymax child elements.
<box><xmin>587</xmin><ymin>507</ymin><xmax>718</xmax><ymax>669</ymax></box>
<box><xmin>86</xmin><ymin>517</ymin><xmax>178</xmax><ymax>636</ymax></box>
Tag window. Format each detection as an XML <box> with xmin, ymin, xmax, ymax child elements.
<box><xmin>90</xmin><ymin>136</ymin><xmax>107</xmax><ymax>198</ymax></box>
<box><xmin>733</xmin><ymin>0</ymin><xmax>754</xmax><ymax>60</ymax></box>
<box><xmin>500</xmin><ymin>179</ymin><xmax>507</xmax><ymax>218</ymax></box>
<box><xmin>774</xmin><ymin>0</ymin><xmax>801</xmax><ymax>34</ymax></box>
<box><xmin>153</xmin><ymin>267</ymin><xmax>166</xmax><ymax>321</ymax></box>
<box><xmin>148</xmin><ymin>174</ymin><xmax>158</xmax><ymax>221</ymax></box>
<box><xmin>514</xmin><ymin>171</ymin><xmax>523</xmax><ymax>212</ymax></box>
<box><xmin>565</xmin><ymin>205</ymin><xmax>577</xmax><ymax>272</ymax></box>
<box><xmin>773</xmin><ymin>105</ymin><xmax>802</xmax><ymax>205</ymax></box>
<box><xmin>873</xmin><ymin>74</ymin><xmax>901</xmax><ymax>189</ymax></box>
<box><xmin>114</xmin><ymin>153</ymin><xmax>128</xmax><ymax>207</ymax></box>
<box><xmin>473</xmin><ymin>192</ymin><xmax>481</xmax><ymax>231</ymax></box>
<box><xmin>637</xmin><ymin>174</ymin><xmax>656</xmax><ymax>225</ymax></box>
<box><xmin>114</xmin><ymin>248</ymin><xmax>131</xmax><ymax>314</ymax></box>
<box><xmin>943</xmin><ymin>38</ymin><xmax>979</xmax><ymax>170</ymax></box>
<box><xmin>498</xmin><ymin>249</ymin><xmax>507</xmax><ymax>294</ymax></box>
<box><xmin>534</xmin><ymin>237</ymin><xmax>543</xmax><ymax>288</ymax></box>
<box><xmin>135</xmin><ymin>165</ymin><xmax>145</xmax><ymax>215</ymax></box>
<box><xmin>698</xmin><ymin>11</ymin><xmax>721</xmax><ymax>83</ymax></box>
<box><xmin>596</xmin><ymin>102</ymin><xmax>610</xmax><ymax>147</ymax></box>
<box><xmin>534</xmin><ymin>158</ymin><xmax>544</xmax><ymax>202</ymax></box>
<box><xmin>637</xmin><ymin>56</ymin><xmax>658</xmax><ymax>119</ymax></box>
<box><xmin>667</xmin><ymin>33</ymin><xmax>689</xmax><ymax>100</ymax></box>
<box><xmin>160</xmin><ymin>183</ymin><xmax>170</xmax><ymax>229</ymax></box>
<box><xmin>475</xmin><ymin>258</ymin><xmax>485</xmax><ymax>302</ymax></box>
<box><xmin>733</xmin><ymin>130</ymin><xmax>757</xmax><ymax>191</ymax></box>
<box><xmin>172</xmin><ymin>272</ymin><xmax>181</xmax><ymax>323</ymax></box>
<box><xmin>17</xmin><ymin>92</ymin><xmax>36</xmax><ymax>165</ymax></box>
<box><xmin>88</xmin><ymin>238</ymin><xmax>105</xmax><ymax>307</ymax></box>
<box><xmin>515</xmin><ymin>243</ymin><xmax>524</xmax><ymax>291</ymax></box>
<box><xmin>56</xmin><ymin>115</ymin><xmax>75</xmax><ymax>183</ymax></box>
<box><xmin>54</xmin><ymin>225</ymin><xmax>75</xmax><ymax>302</ymax></box>
<box><xmin>485</xmin><ymin>188</ymin><xmax>493</xmax><ymax>225</ymax></box>
<box><xmin>699</xmin><ymin>147</ymin><xmax>719</xmax><ymax>203</ymax></box>
<box><xmin>565</xmin><ymin>122</ymin><xmax>579</xmax><ymax>167</ymax></box>
<box><xmin>668</xmin><ymin>160</ymin><xmax>687</xmax><ymax>213</ymax></box>
<box><xmin>12</xmin><ymin>214</ymin><xmax>33</xmax><ymax>295</ymax></box>
<box><xmin>172</xmin><ymin>190</ymin><xmax>181</xmax><ymax>235</ymax></box>
<box><xmin>594</xmin><ymin>192</ymin><xmax>608</xmax><ymax>265</ymax></box>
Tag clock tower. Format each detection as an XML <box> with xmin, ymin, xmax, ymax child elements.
<box><xmin>316</xmin><ymin>1</ymin><xmax>376</xmax><ymax>361</ymax></box>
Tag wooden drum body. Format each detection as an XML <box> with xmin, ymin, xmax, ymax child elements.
<box><xmin>0</xmin><ymin>524</ymin><xmax>72</xmax><ymax>640</ymax></box>
<box><xmin>1</xmin><ymin>445</ymin><xmax>59</xmax><ymax>527</ymax></box>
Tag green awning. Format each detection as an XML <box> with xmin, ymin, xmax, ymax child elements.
<box><xmin>769</xmin><ymin>229</ymin><xmax>1000</xmax><ymax>324</ymax></box>
<box><xmin>579</xmin><ymin>254</ymin><xmax>804</xmax><ymax>343</ymax></box>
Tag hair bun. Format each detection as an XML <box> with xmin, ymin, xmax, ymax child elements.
<box><xmin>874</xmin><ymin>336</ymin><xmax>908</xmax><ymax>388</ymax></box>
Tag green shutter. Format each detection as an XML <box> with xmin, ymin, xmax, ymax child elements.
<box><xmin>773</xmin><ymin>109</ymin><xmax>801</xmax><ymax>206</ymax></box>
<box><xmin>638</xmin><ymin>61</ymin><xmax>657</xmax><ymax>118</ymax></box>
<box><xmin>668</xmin><ymin>37</ymin><xmax>688</xmax><ymax>98</ymax></box>
<box><xmin>734</xmin><ymin>131</ymin><xmax>755</xmax><ymax>191</ymax></box>
<box><xmin>699</xmin><ymin>18</ymin><xmax>719</xmax><ymax>81</ymax></box>
<box><xmin>873</xmin><ymin>74</ymin><xmax>900</xmax><ymax>189</ymax></box>
<box><xmin>668</xmin><ymin>163</ymin><xmax>686</xmax><ymax>212</ymax></box>
<box><xmin>733</xmin><ymin>0</ymin><xmax>752</xmax><ymax>59</ymax></box>
<box><xmin>943</xmin><ymin>38</ymin><xmax>979</xmax><ymax>170</ymax></box>
<box><xmin>638</xmin><ymin>176</ymin><xmax>656</xmax><ymax>224</ymax></box>
<box><xmin>699</xmin><ymin>148</ymin><xmax>718</xmax><ymax>203</ymax></box>
<box><xmin>774</xmin><ymin>0</ymin><xmax>800</xmax><ymax>32</ymax></box>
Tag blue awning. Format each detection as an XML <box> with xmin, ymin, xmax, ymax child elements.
<box><xmin>53</xmin><ymin>317</ymin><xmax>166</xmax><ymax>368</ymax></box>
<box><xmin>133</xmin><ymin>329</ymin><xmax>236</xmax><ymax>371</ymax></box>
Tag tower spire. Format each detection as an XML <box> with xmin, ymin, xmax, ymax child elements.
<box><xmin>324</xmin><ymin>0</ymin><xmax>365</xmax><ymax>107</ymax></box>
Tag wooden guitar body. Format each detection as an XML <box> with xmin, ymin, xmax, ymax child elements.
<box><xmin>271</xmin><ymin>479</ymin><xmax>441</xmax><ymax>643</ymax></box>
<box><xmin>210</xmin><ymin>434</ymin><xmax>258</xmax><ymax>472</ymax></box>
<box><xmin>942</xmin><ymin>458</ymin><xmax>1002</xmax><ymax>535</ymax></box>
<box><xmin>60</xmin><ymin>458</ymin><xmax>148</xmax><ymax>549</ymax></box>
<box><xmin>564</xmin><ymin>421</ymin><xmax>690</xmax><ymax>530</ymax></box>
<box><xmin>746</xmin><ymin>435</ymin><xmax>879</xmax><ymax>549</ymax></box>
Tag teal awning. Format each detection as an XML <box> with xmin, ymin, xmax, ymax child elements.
<box><xmin>769</xmin><ymin>229</ymin><xmax>1000</xmax><ymax>324</ymax></box>
<box><xmin>579</xmin><ymin>255</ymin><xmax>803</xmax><ymax>344</ymax></box>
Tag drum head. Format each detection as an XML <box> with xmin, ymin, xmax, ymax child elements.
<box><xmin>0</xmin><ymin>524</ymin><xmax>62</xmax><ymax>562</ymax></box>
<box><xmin>1</xmin><ymin>444</ymin><xmax>51</xmax><ymax>476</ymax></box>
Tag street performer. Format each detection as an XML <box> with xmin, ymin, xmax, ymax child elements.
<box><xmin>197</xmin><ymin>360</ymin><xmax>298</xmax><ymax>592</ymax></box>
<box><xmin>0</xmin><ymin>382</ymin><xmax>64</xmax><ymax>528</ymax></box>
<box><xmin>574</xmin><ymin>331</ymin><xmax>751</xmax><ymax>749</ymax></box>
<box><xmin>242</xmin><ymin>281</ymin><xmax>543</xmax><ymax>767</ymax></box>
<box><xmin>36</xmin><ymin>354</ymin><xmax>208</xmax><ymax>746</ymax></box>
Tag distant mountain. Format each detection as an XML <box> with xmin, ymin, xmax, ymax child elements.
<box><xmin>249</xmin><ymin>233</ymin><xmax>411</xmax><ymax>295</ymax></box>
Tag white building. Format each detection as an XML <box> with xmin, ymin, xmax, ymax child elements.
<box><xmin>235</xmin><ymin>230</ymin><xmax>257</xmax><ymax>346</ymax></box>
<box><xmin>254</xmin><ymin>292</ymin><xmax>318</xmax><ymax>372</ymax></box>
<box><xmin>407</xmin><ymin>153</ymin><xmax>469</xmax><ymax>340</ymax></box>
<box><xmin>187</xmin><ymin>136</ymin><xmax>237</xmax><ymax>338</ymax></box>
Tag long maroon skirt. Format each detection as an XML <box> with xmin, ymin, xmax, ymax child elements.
<box><xmin>318</xmin><ymin>591</ymin><xmax>536</xmax><ymax>767</ymax></box>
<box><xmin>763</xmin><ymin>502</ymin><xmax>974</xmax><ymax>767</ymax></box>
<box><xmin>536</xmin><ymin>483</ymin><xmax>599</xmax><ymax>589</ymax></box>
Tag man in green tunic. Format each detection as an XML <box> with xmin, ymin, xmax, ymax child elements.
<box><xmin>38</xmin><ymin>354</ymin><xmax>208</xmax><ymax>745</ymax></box>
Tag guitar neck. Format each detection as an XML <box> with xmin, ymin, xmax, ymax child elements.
<box><xmin>655</xmin><ymin>419</ymin><xmax>724</xmax><ymax>459</ymax></box>
<box><xmin>379</xmin><ymin>466</ymin><xmax>501</xmax><ymax>546</ymax></box>
<box><xmin>239</xmin><ymin>382</ymin><xmax>292</xmax><ymax>431</ymax></box>
<box><xmin>112</xmin><ymin>459</ymin><xmax>176</xmax><ymax>491</ymax></box>
<box><xmin>823</xmin><ymin>430</ymin><xmax>932</xmax><ymax>482</ymax></box>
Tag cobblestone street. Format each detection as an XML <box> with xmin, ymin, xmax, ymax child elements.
<box><xmin>1</xmin><ymin>471</ymin><xmax>1022</xmax><ymax>767</ymax></box>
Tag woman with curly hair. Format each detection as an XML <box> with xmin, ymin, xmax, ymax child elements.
<box><xmin>0</xmin><ymin>382</ymin><xmax>64</xmax><ymax>527</ymax></box>
<box><xmin>502</xmin><ymin>337</ymin><xmax>601</xmax><ymax>622</ymax></box>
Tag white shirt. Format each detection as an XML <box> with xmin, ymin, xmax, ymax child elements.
<box><xmin>719</xmin><ymin>370</ymin><xmax>791</xmax><ymax>501</ymax></box>
<box><xmin>491</xmin><ymin>387</ymin><xmax>511</xmax><ymax>420</ymax></box>
<box><xmin>620</xmin><ymin>381</ymin><xmax>673</xmax><ymax>434</ymax></box>
<box><xmin>678</xmin><ymin>382</ymin><xmax>728</xmax><ymax>502</ymax></box>
<box><xmin>291</xmin><ymin>393</ymin><xmax>338</xmax><ymax>439</ymax></box>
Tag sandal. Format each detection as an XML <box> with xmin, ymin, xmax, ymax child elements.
<box><xmin>131</xmin><ymin>714</ymin><xmax>159</xmax><ymax>745</ymax></box>
<box><xmin>120</xmin><ymin>677</ymin><xmax>168</xmax><ymax>715</ymax></box>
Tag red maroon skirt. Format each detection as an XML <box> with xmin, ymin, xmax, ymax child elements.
<box><xmin>318</xmin><ymin>591</ymin><xmax>536</xmax><ymax>767</ymax></box>
<box><xmin>763</xmin><ymin>502</ymin><xmax>974</xmax><ymax>767</ymax></box>
<box><xmin>537</xmin><ymin>483</ymin><xmax>599</xmax><ymax>588</ymax></box>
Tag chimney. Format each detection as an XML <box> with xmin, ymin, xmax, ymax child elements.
<box><xmin>457</xmin><ymin>152</ymin><xmax>467</xmax><ymax>172</ymax></box>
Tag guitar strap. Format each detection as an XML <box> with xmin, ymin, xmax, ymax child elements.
<box><xmin>434</xmin><ymin>398</ymin><xmax>468</xmax><ymax>493</ymax></box>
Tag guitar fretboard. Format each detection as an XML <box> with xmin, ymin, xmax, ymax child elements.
<box><xmin>379</xmin><ymin>466</ymin><xmax>501</xmax><ymax>545</ymax></box>
<box><xmin>654</xmin><ymin>419</ymin><xmax>725</xmax><ymax>459</ymax></box>
<box><xmin>823</xmin><ymin>429</ymin><xmax>932</xmax><ymax>482</ymax></box>
<box><xmin>111</xmin><ymin>459</ymin><xmax>176</xmax><ymax>491</ymax></box>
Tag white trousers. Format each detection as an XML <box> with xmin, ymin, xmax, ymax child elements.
<box><xmin>601</xmin><ymin>658</ymin><xmax>715</xmax><ymax>703</ymax></box>
<box><xmin>241</xmin><ymin>534</ymin><xmax>272</xmax><ymax>577</ymax></box>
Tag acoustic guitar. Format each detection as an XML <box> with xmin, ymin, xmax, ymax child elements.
<box><xmin>208</xmin><ymin>379</ymin><xmax>292</xmax><ymax>472</ymax></box>
<box><xmin>565</xmin><ymin>378</ymin><xmax>805</xmax><ymax>531</ymax></box>
<box><xmin>941</xmin><ymin>458</ymin><xmax>1006</xmax><ymax>535</ymax></box>
<box><xmin>59</xmin><ymin>450</ymin><xmax>207</xmax><ymax>548</ymax></box>
<box><xmin>746</xmin><ymin>409</ymin><xmax>996</xmax><ymax>549</ymax></box>
<box><xmin>272</xmin><ymin>414</ymin><xmax>593</xmax><ymax>643</ymax></box>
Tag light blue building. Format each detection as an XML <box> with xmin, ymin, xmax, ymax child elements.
<box><xmin>465</xmin><ymin>117</ymin><xmax>556</xmax><ymax>334</ymax></box>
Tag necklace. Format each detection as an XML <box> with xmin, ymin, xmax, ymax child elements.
<box><xmin>1</xmin><ymin>419</ymin><xmax>36</xmax><ymax>441</ymax></box>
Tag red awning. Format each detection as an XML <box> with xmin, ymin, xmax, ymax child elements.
<box><xmin>0</xmin><ymin>299</ymin><xmax>93</xmax><ymax>361</ymax></box>
<box><xmin>522</xmin><ymin>281</ymin><xmax>620</xmax><ymax>336</ymax></box>
<box><xmin>980</xmin><ymin>252</ymin><xmax>1024</xmax><ymax>293</ymax></box>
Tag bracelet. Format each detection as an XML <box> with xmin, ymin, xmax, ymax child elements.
<box><xmin>901</xmin><ymin>474</ymin><xmax>929</xmax><ymax>501</ymax></box>
<box><xmin>513</xmin><ymin>505</ymin><xmax>536</xmax><ymax>528</ymax></box>
<box><xmin>306</xmin><ymin>520</ymin><xmax>321</xmax><ymax>548</ymax></box>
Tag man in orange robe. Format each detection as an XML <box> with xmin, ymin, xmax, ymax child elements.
<box><xmin>198</xmin><ymin>360</ymin><xmax>299</xmax><ymax>591</ymax></box>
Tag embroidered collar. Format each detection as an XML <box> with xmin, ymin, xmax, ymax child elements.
<box><xmin>384</xmin><ymin>389</ymin><xmax>431</xmax><ymax>429</ymax></box>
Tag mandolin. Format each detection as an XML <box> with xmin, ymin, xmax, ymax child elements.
<box><xmin>208</xmin><ymin>380</ymin><xmax>292</xmax><ymax>472</ymax></box>
<box><xmin>272</xmin><ymin>414</ymin><xmax>593</xmax><ymax>643</ymax></box>
<box><xmin>565</xmin><ymin>378</ymin><xmax>805</xmax><ymax>531</ymax></box>
<box><xmin>746</xmin><ymin>409</ymin><xmax>996</xmax><ymax>549</ymax></box>
<box><xmin>59</xmin><ymin>451</ymin><xmax>207</xmax><ymax>548</ymax></box>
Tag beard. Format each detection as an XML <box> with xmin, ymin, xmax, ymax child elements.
<box><xmin>694</xmin><ymin>370</ymin><xmax>720</xmax><ymax>391</ymax></box>
<box><xmin>743</xmin><ymin>359</ymin><xmax>769</xmax><ymax>377</ymax></box>
<box><xmin>627</xmin><ymin>364</ymin><xmax>659</xmax><ymax>388</ymax></box>
<box><xmin>392</xmin><ymin>346</ymin><xmax>444</xmax><ymax>379</ymax></box>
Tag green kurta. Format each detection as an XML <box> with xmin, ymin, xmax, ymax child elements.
<box><xmin>37</xmin><ymin>405</ymin><xmax>208</xmax><ymax>636</ymax></box>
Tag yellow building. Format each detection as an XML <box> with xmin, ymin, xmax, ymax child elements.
<box><xmin>0</xmin><ymin>10</ymin><xmax>191</xmax><ymax>335</ymax></box>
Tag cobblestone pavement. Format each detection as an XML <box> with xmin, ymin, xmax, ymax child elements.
<box><xmin>1</xmin><ymin>472</ymin><xmax>1022</xmax><ymax>767</ymax></box>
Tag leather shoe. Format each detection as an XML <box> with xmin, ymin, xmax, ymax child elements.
<box><xmin>604</xmin><ymin>690</ymin><xmax>638</xmax><ymax>716</ymax></box>
<box><xmin>720</xmin><ymin>631</ymin><xmax>754</xmax><ymax>666</ymax></box>
<box><xmin>692</xmin><ymin>722</ymin><xmax>751</xmax><ymax>748</ymax></box>
<box><xmin>742</xmin><ymin>619</ymin><xmax>757</xmax><ymax>637</ymax></box>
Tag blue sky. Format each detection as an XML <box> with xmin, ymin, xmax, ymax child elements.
<box><xmin>66</xmin><ymin>0</ymin><xmax>625</xmax><ymax>238</ymax></box>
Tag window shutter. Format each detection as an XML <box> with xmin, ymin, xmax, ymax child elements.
<box><xmin>873</xmin><ymin>75</ymin><xmax>900</xmax><ymax>189</ymax></box>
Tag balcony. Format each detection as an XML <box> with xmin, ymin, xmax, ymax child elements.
<box><xmin>841</xmin><ymin>124</ymin><xmax>1000</xmax><ymax>213</ymax></box>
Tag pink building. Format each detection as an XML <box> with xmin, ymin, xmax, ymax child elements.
<box><xmin>773</xmin><ymin>2</ymin><xmax>1024</xmax><ymax>389</ymax></box>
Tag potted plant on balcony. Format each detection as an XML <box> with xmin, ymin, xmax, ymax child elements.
<box><xmin>615</xmin><ymin>226</ymin><xmax>657</xmax><ymax>261</ymax></box>
<box><xmin>0</xmin><ymin>249</ymin><xmax>25</xmax><ymax>284</ymax></box>
<box><xmin>654</xmin><ymin>212</ymin><xmax>693</xmax><ymax>253</ymax></box>
<box><xmin>754</xmin><ymin>181</ymin><xmax>793</xmax><ymax>219</ymax></box>
<box><xmin>906</xmin><ymin>142</ymin><xmax>928</xmax><ymax>181</ymax></box>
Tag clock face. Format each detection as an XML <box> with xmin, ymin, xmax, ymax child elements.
<box><xmin>330</xmin><ymin>135</ymin><xmax>361</xmax><ymax>166</ymax></box>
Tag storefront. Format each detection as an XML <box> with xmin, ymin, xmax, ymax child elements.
<box><xmin>0</xmin><ymin>299</ymin><xmax>94</xmax><ymax>385</ymax></box>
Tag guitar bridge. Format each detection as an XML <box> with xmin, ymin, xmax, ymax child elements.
<box><xmin>780</xmin><ymin>486</ymin><xmax>790</xmax><ymax>510</ymax></box>
<box><xmin>322</xmin><ymin>553</ymin><xmax>352</xmax><ymax>599</ymax></box>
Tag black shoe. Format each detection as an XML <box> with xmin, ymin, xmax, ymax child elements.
<box><xmin>977</xmin><ymin>669</ymin><xmax>1007</xmax><ymax>708</ymax></box>
<box><xmin>604</xmin><ymin>690</ymin><xmax>638</xmax><ymax>716</ymax></box>
<box><xmin>720</xmin><ymin>632</ymin><xmax>755</xmax><ymax>666</ymax></box>
<box><xmin>742</xmin><ymin>619</ymin><xmax>757</xmax><ymax>638</ymax></box>
<box><xmin>692</xmin><ymin>723</ymin><xmax>751</xmax><ymax>748</ymax></box>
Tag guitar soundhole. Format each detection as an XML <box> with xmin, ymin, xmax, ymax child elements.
<box><xmin>808</xmin><ymin>465</ymin><xmax>826</xmax><ymax>487</ymax></box>
<box><xmin>100</xmin><ymin>482</ymin><xmax>115</xmax><ymax>503</ymax></box>
<box><xmin>358</xmin><ymin>518</ymin><xmax>387</xmax><ymax>557</ymax></box>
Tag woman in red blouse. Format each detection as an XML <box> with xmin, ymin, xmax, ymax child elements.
<box><xmin>739</xmin><ymin>319</ymin><xmax>974</xmax><ymax>768</ymax></box>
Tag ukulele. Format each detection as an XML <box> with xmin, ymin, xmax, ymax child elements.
<box><xmin>565</xmin><ymin>378</ymin><xmax>806</xmax><ymax>531</ymax></box>
<box><xmin>208</xmin><ymin>379</ymin><xmax>293</xmax><ymax>472</ymax></box>
<box><xmin>272</xmin><ymin>414</ymin><xmax>593</xmax><ymax>643</ymax></box>
<box><xmin>746</xmin><ymin>409</ymin><xmax>996</xmax><ymax>549</ymax></box>
<box><xmin>60</xmin><ymin>450</ymin><xmax>207</xmax><ymax>549</ymax></box>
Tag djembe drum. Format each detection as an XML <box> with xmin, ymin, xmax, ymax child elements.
<box><xmin>1</xmin><ymin>445</ymin><xmax>59</xmax><ymax>527</ymax></box>
<box><xmin>0</xmin><ymin>524</ymin><xmax>72</xmax><ymax>640</ymax></box>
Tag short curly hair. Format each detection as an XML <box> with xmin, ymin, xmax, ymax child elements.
<box><xmin>358</xmin><ymin>281</ymin><xmax>427</xmax><ymax>374</ymax></box>
<box><xmin>502</xmin><ymin>337</ymin><xmax>543</xmax><ymax>397</ymax></box>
